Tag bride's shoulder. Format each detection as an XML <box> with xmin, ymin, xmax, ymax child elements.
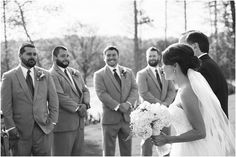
<box><xmin>180</xmin><ymin>85</ymin><xmax>198</xmax><ymax>106</ymax></box>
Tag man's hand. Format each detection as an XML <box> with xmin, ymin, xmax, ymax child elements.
<box><xmin>8</xmin><ymin>128</ymin><xmax>20</xmax><ymax>140</ymax></box>
<box><xmin>8</xmin><ymin>128</ymin><xmax>20</xmax><ymax>149</ymax></box>
<box><xmin>78</xmin><ymin>104</ymin><xmax>87</xmax><ymax>118</ymax></box>
<box><xmin>118</xmin><ymin>103</ymin><xmax>130</xmax><ymax>113</ymax></box>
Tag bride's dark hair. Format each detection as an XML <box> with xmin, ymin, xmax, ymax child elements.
<box><xmin>162</xmin><ymin>43</ymin><xmax>200</xmax><ymax>75</ymax></box>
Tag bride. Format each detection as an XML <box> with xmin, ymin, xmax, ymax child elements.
<box><xmin>152</xmin><ymin>43</ymin><xmax>235</xmax><ymax>156</ymax></box>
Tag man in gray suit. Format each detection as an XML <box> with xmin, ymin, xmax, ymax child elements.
<box><xmin>49</xmin><ymin>46</ymin><xmax>90</xmax><ymax>156</ymax></box>
<box><xmin>136</xmin><ymin>47</ymin><xmax>176</xmax><ymax>156</ymax></box>
<box><xmin>1</xmin><ymin>43</ymin><xmax>59</xmax><ymax>155</ymax></box>
<box><xmin>94</xmin><ymin>46</ymin><xmax>139</xmax><ymax>156</ymax></box>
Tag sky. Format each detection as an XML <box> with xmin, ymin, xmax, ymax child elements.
<box><xmin>3</xmin><ymin>0</ymin><xmax>223</xmax><ymax>41</ymax></box>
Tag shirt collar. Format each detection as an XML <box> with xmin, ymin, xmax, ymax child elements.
<box><xmin>148</xmin><ymin>65</ymin><xmax>159</xmax><ymax>74</ymax></box>
<box><xmin>58</xmin><ymin>66</ymin><xmax>66</xmax><ymax>73</ymax></box>
<box><xmin>198</xmin><ymin>53</ymin><xmax>207</xmax><ymax>58</ymax></box>
<box><xmin>107</xmin><ymin>65</ymin><xmax>120</xmax><ymax>76</ymax></box>
<box><xmin>20</xmin><ymin>64</ymin><xmax>34</xmax><ymax>79</ymax></box>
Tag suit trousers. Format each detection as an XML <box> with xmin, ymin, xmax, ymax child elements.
<box><xmin>53</xmin><ymin>128</ymin><xmax>84</xmax><ymax>156</ymax></box>
<box><xmin>12</xmin><ymin>123</ymin><xmax>52</xmax><ymax>156</ymax></box>
<box><xmin>102</xmin><ymin>120</ymin><xmax>132</xmax><ymax>156</ymax></box>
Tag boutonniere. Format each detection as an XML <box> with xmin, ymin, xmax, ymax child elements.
<box><xmin>71</xmin><ymin>69</ymin><xmax>79</xmax><ymax>77</ymax></box>
<box><xmin>36</xmin><ymin>70</ymin><xmax>46</xmax><ymax>81</ymax></box>
<box><xmin>121</xmin><ymin>69</ymin><xmax>127</xmax><ymax>78</ymax></box>
<box><xmin>160</xmin><ymin>68</ymin><xmax>164</xmax><ymax>76</ymax></box>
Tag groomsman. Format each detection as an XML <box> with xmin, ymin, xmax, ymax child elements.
<box><xmin>94</xmin><ymin>46</ymin><xmax>138</xmax><ymax>156</ymax></box>
<box><xmin>1</xmin><ymin>43</ymin><xmax>59</xmax><ymax>155</ymax></box>
<box><xmin>49</xmin><ymin>46</ymin><xmax>90</xmax><ymax>155</ymax></box>
<box><xmin>136</xmin><ymin>47</ymin><xmax>176</xmax><ymax>156</ymax></box>
<box><xmin>179</xmin><ymin>31</ymin><xmax>228</xmax><ymax>117</ymax></box>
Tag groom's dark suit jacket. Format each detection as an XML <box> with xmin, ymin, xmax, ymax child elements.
<box><xmin>199</xmin><ymin>54</ymin><xmax>228</xmax><ymax>117</ymax></box>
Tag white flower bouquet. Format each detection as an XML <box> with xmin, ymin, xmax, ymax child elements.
<box><xmin>128</xmin><ymin>101</ymin><xmax>172</xmax><ymax>156</ymax></box>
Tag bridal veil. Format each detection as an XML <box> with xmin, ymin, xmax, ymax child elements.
<box><xmin>187</xmin><ymin>69</ymin><xmax>235</xmax><ymax>156</ymax></box>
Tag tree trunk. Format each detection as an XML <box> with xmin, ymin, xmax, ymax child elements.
<box><xmin>134</xmin><ymin>0</ymin><xmax>139</xmax><ymax>74</ymax></box>
<box><xmin>164</xmin><ymin>0</ymin><xmax>167</xmax><ymax>47</ymax></box>
<box><xmin>184</xmin><ymin>0</ymin><xmax>187</xmax><ymax>31</ymax></box>
<box><xmin>14</xmin><ymin>0</ymin><xmax>41</xmax><ymax>67</ymax></box>
<box><xmin>230</xmin><ymin>1</ymin><xmax>235</xmax><ymax>35</ymax></box>
<box><xmin>3</xmin><ymin>0</ymin><xmax>10</xmax><ymax>71</ymax></box>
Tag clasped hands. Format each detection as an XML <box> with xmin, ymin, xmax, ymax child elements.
<box><xmin>77</xmin><ymin>103</ymin><xmax>87</xmax><ymax>118</ymax></box>
<box><xmin>118</xmin><ymin>102</ymin><xmax>130</xmax><ymax>113</ymax></box>
<box><xmin>8</xmin><ymin>128</ymin><xmax>20</xmax><ymax>148</ymax></box>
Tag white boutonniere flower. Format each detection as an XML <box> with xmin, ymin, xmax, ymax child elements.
<box><xmin>121</xmin><ymin>69</ymin><xmax>127</xmax><ymax>78</ymax></box>
<box><xmin>71</xmin><ymin>69</ymin><xmax>79</xmax><ymax>77</ymax></box>
<box><xmin>36</xmin><ymin>70</ymin><xmax>46</xmax><ymax>81</ymax></box>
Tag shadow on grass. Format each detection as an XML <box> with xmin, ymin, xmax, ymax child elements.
<box><xmin>84</xmin><ymin>140</ymin><xmax>103</xmax><ymax>156</ymax></box>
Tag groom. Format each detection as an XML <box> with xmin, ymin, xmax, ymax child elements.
<box><xmin>179</xmin><ymin>31</ymin><xmax>228</xmax><ymax>117</ymax></box>
<box><xmin>1</xmin><ymin>43</ymin><xmax>59</xmax><ymax>155</ymax></box>
<box><xmin>94</xmin><ymin>46</ymin><xmax>138</xmax><ymax>156</ymax></box>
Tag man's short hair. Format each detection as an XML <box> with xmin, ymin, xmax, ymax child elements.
<box><xmin>146</xmin><ymin>46</ymin><xmax>160</xmax><ymax>56</ymax></box>
<box><xmin>19</xmin><ymin>43</ymin><xmax>35</xmax><ymax>55</ymax></box>
<box><xmin>186</xmin><ymin>31</ymin><xmax>209</xmax><ymax>53</ymax></box>
<box><xmin>103</xmin><ymin>46</ymin><xmax>119</xmax><ymax>55</ymax></box>
<box><xmin>52</xmin><ymin>46</ymin><xmax>67</xmax><ymax>57</ymax></box>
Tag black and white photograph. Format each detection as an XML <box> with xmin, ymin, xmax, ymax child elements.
<box><xmin>1</xmin><ymin>0</ymin><xmax>235</xmax><ymax>156</ymax></box>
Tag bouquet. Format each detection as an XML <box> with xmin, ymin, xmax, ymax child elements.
<box><xmin>128</xmin><ymin>101</ymin><xmax>172</xmax><ymax>156</ymax></box>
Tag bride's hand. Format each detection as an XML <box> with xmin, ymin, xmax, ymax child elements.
<box><xmin>151</xmin><ymin>135</ymin><xmax>168</xmax><ymax>146</ymax></box>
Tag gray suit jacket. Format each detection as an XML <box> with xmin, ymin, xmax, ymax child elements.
<box><xmin>94</xmin><ymin>65</ymin><xmax>138</xmax><ymax>124</ymax></box>
<box><xmin>1</xmin><ymin>65</ymin><xmax>59</xmax><ymax>139</ymax></box>
<box><xmin>136</xmin><ymin>66</ymin><xmax>176</xmax><ymax>105</ymax></box>
<box><xmin>49</xmin><ymin>64</ymin><xmax>90</xmax><ymax>132</ymax></box>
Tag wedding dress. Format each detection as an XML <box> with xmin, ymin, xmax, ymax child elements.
<box><xmin>168</xmin><ymin>69</ymin><xmax>235</xmax><ymax>156</ymax></box>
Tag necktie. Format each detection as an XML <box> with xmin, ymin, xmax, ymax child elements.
<box><xmin>155</xmin><ymin>69</ymin><xmax>162</xmax><ymax>89</ymax></box>
<box><xmin>64</xmin><ymin>69</ymin><xmax>72</xmax><ymax>83</ymax></box>
<box><xmin>26</xmin><ymin>70</ymin><xmax>34</xmax><ymax>97</ymax></box>
<box><xmin>113</xmin><ymin>69</ymin><xmax>121</xmax><ymax>87</ymax></box>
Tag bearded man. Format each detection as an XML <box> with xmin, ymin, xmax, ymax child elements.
<box><xmin>49</xmin><ymin>46</ymin><xmax>90</xmax><ymax>156</ymax></box>
<box><xmin>136</xmin><ymin>46</ymin><xmax>176</xmax><ymax>156</ymax></box>
<box><xmin>1</xmin><ymin>43</ymin><xmax>59</xmax><ymax>155</ymax></box>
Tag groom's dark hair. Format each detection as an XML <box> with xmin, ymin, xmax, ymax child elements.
<box><xmin>186</xmin><ymin>31</ymin><xmax>209</xmax><ymax>53</ymax></box>
<box><xmin>52</xmin><ymin>46</ymin><xmax>67</xmax><ymax>57</ymax></box>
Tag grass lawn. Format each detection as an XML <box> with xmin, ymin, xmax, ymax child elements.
<box><xmin>84</xmin><ymin>87</ymin><xmax>235</xmax><ymax>156</ymax></box>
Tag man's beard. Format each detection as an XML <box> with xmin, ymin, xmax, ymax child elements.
<box><xmin>21</xmin><ymin>58</ymin><xmax>36</xmax><ymax>68</ymax></box>
<box><xmin>148</xmin><ymin>59</ymin><xmax>158</xmax><ymax>67</ymax></box>
<box><xmin>56</xmin><ymin>59</ymin><xmax>69</xmax><ymax>68</ymax></box>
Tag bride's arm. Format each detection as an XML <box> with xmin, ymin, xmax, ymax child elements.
<box><xmin>168</xmin><ymin>87</ymin><xmax>206</xmax><ymax>143</ymax></box>
<box><xmin>153</xmin><ymin>87</ymin><xmax>206</xmax><ymax>146</ymax></box>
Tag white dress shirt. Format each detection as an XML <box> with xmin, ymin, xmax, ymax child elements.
<box><xmin>20</xmin><ymin>65</ymin><xmax>35</xmax><ymax>86</ymax></box>
<box><xmin>107</xmin><ymin>65</ymin><xmax>121</xmax><ymax>78</ymax></box>
<box><xmin>198</xmin><ymin>53</ymin><xmax>207</xmax><ymax>58</ymax></box>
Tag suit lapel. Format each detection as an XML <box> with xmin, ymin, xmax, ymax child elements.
<box><xmin>119</xmin><ymin>66</ymin><xmax>126</xmax><ymax>94</ymax></box>
<box><xmin>147</xmin><ymin>67</ymin><xmax>161</xmax><ymax>90</ymax></box>
<box><xmin>68</xmin><ymin>68</ymin><xmax>82</xmax><ymax>96</ymax></box>
<box><xmin>54</xmin><ymin>65</ymin><xmax>79</xmax><ymax>96</ymax></box>
<box><xmin>15</xmin><ymin>66</ymin><xmax>33</xmax><ymax>102</ymax></box>
<box><xmin>105</xmin><ymin>66</ymin><xmax>121</xmax><ymax>92</ymax></box>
